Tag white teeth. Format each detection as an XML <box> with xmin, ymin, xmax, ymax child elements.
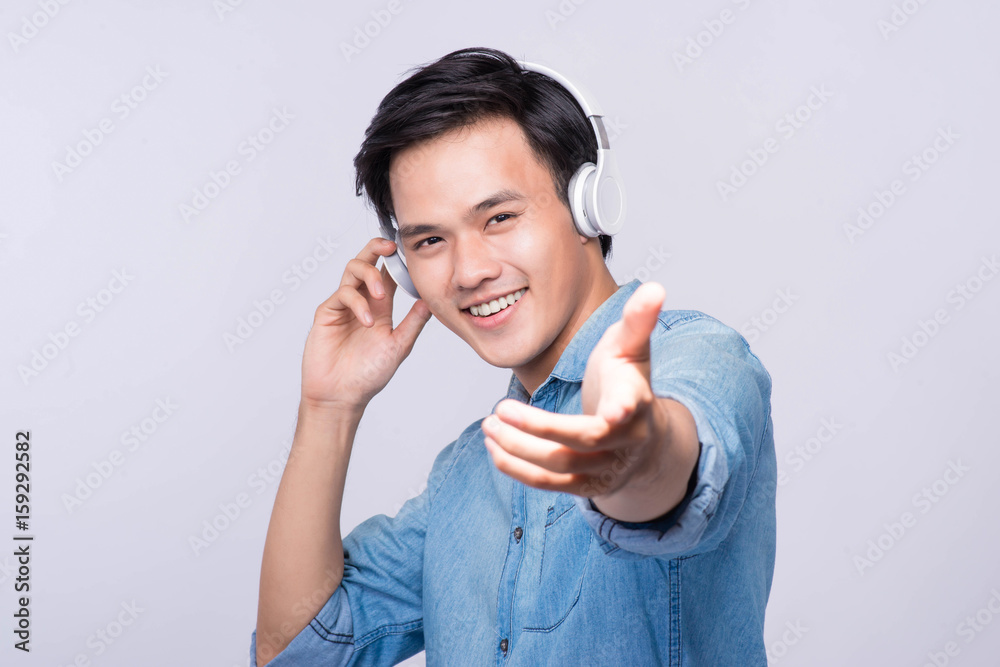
<box><xmin>470</xmin><ymin>289</ymin><xmax>524</xmax><ymax>317</ymax></box>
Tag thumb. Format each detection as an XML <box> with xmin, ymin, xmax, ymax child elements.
<box><xmin>390</xmin><ymin>298</ymin><xmax>433</xmax><ymax>357</ymax></box>
<box><xmin>617</xmin><ymin>281</ymin><xmax>666</xmax><ymax>360</ymax></box>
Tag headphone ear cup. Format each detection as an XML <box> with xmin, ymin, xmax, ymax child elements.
<box><xmin>567</xmin><ymin>162</ymin><xmax>600</xmax><ymax>237</ymax></box>
<box><xmin>378</xmin><ymin>224</ymin><xmax>420</xmax><ymax>299</ymax></box>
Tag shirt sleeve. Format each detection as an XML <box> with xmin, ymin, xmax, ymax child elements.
<box><xmin>573</xmin><ymin>312</ymin><xmax>773</xmax><ymax>560</ymax></box>
<box><xmin>250</xmin><ymin>430</ymin><xmax>470</xmax><ymax>666</ymax></box>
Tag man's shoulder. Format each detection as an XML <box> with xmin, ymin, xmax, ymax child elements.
<box><xmin>649</xmin><ymin>307</ymin><xmax>772</xmax><ymax>398</ymax></box>
<box><xmin>654</xmin><ymin>308</ymin><xmax>739</xmax><ymax>338</ymax></box>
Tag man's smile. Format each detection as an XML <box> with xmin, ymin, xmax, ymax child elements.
<box><xmin>463</xmin><ymin>287</ymin><xmax>528</xmax><ymax>329</ymax></box>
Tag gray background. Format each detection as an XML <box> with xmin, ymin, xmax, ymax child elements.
<box><xmin>2</xmin><ymin>1</ymin><xmax>998</xmax><ymax>665</ymax></box>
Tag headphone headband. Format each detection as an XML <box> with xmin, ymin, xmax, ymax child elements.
<box><xmin>518</xmin><ymin>59</ymin><xmax>625</xmax><ymax>238</ymax></box>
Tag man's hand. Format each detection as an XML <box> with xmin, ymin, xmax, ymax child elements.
<box><xmin>301</xmin><ymin>237</ymin><xmax>433</xmax><ymax>414</ymax></box>
<box><xmin>482</xmin><ymin>281</ymin><xmax>700</xmax><ymax>522</ymax></box>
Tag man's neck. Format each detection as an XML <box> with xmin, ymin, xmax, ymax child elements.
<box><xmin>513</xmin><ymin>268</ymin><xmax>620</xmax><ymax>397</ymax></box>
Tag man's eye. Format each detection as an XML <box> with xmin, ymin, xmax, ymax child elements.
<box><xmin>414</xmin><ymin>214</ymin><xmax>516</xmax><ymax>249</ymax></box>
<box><xmin>490</xmin><ymin>213</ymin><xmax>515</xmax><ymax>225</ymax></box>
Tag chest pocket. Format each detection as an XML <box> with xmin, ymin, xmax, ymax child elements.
<box><xmin>521</xmin><ymin>493</ymin><xmax>593</xmax><ymax>633</ymax></box>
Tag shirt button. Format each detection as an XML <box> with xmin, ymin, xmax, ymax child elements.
<box><xmin>500</xmin><ymin>637</ymin><xmax>508</xmax><ymax>654</ymax></box>
<box><xmin>513</xmin><ymin>526</ymin><xmax>523</xmax><ymax>542</ymax></box>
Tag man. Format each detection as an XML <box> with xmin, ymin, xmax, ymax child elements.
<box><xmin>252</xmin><ymin>47</ymin><xmax>775</xmax><ymax>666</ymax></box>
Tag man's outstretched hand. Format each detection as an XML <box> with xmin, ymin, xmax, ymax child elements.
<box><xmin>482</xmin><ymin>281</ymin><xmax>700</xmax><ymax>523</ymax></box>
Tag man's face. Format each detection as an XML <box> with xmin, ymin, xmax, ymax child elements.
<box><xmin>388</xmin><ymin>116</ymin><xmax>605</xmax><ymax>385</ymax></box>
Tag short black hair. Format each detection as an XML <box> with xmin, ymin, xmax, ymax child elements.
<box><xmin>353</xmin><ymin>46</ymin><xmax>612</xmax><ymax>261</ymax></box>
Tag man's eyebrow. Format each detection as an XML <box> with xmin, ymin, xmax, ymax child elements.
<box><xmin>397</xmin><ymin>188</ymin><xmax>527</xmax><ymax>241</ymax></box>
<box><xmin>467</xmin><ymin>188</ymin><xmax>527</xmax><ymax>217</ymax></box>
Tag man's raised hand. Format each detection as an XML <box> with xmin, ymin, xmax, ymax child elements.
<box><xmin>482</xmin><ymin>282</ymin><xmax>671</xmax><ymax>499</ymax></box>
<box><xmin>300</xmin><ymin>237</ymin><xmax>432</xmax><ymax>414</ymax></box>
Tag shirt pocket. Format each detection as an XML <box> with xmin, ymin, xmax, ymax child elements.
<box><xmin>520</xmin><ymin>494</ymin><xmax>593</xmax><ymax>633</ymax></box>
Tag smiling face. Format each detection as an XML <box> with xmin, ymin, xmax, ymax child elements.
<box><xmin>388</xmin><ymin>115</ymin><xmax>618</xmax><ymax>394</ymax></box>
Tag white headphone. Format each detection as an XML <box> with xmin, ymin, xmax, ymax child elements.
<box><xmin>378</xmin><ymin>58</ymin><xmax>626</xmax><ymax>300</ymax></box>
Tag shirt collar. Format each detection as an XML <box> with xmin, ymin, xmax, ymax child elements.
<box><xmin>504</xmin><ymin>279</ymin><xmax>643</xmax><ymax>403</ymax></box>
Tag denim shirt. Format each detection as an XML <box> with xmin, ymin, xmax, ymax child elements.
<box><xmin>251</xmin><ymin>279</ymin><xmax>776</xmax><ymax>666</ymax></box>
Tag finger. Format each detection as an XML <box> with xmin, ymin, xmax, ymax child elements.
<box><xmin>341</xmin><ymin>257</ymin><xmax>388</xmax><ymax>302</ymax></box>
<box><xmin>340</xmin><ymin>236</ymin><xmax>399</xmax><ymax>295</ymax></box>
<box><xmin>318</xmin><ymin>237</ymin><xmax>411</xmax><ymax>328</ymax></box>
<box><xmin>483</xmin><ymin>437</ymin><xmax>585</xmax><ymax>493</ymax></box>
<box><xmin>314</xmin><ymin>239</ymin><xmax>395</xmax><ymax>324</ymax></box>
<box><xmin>355</xmin><ymin>236</ymin><xmax>398</xmax><ymax>266</ymax></box>
<box><xmin>615</xmin><ymin>281</ymin><xmax>666</xmax><ymax>360</ymax></box>
<box><xmin>389</xmin><ymin>298</ymin><xmax>433</xmax><ymax>354</ymax></box>
<box><xmin>488</xmin><ymin>402</ymin><xmax>619</xmax><ymax>453</ymax></box>
<box><xmin>377</xmin><ymin>259</ymin><xmax>398</xmax><ymax>299</ymax></box>
<box><xmin>483</xmin><ymin>419</ymin><xmax>619</xmax><ymax>476</ymax></box>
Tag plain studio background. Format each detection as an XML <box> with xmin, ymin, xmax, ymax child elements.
<box><xmin>2</xmin><ymin>1</ymin><xmax>998</xmax><ymax>665</ymax></box>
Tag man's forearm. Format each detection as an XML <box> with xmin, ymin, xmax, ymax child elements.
<box><xmin>255</xmin><ymin>401</ymin><xmax>363</xmax><ymax>666</ymax></box>
<box><xmin>591</xmin><ymin>397</ymin><xmax>700</xmax><ymax>523</ymax></box>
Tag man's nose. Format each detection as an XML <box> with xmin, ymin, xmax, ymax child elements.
<box><xmin>452</xmin><ymin>234</ymin><xmax>502</xmax><ymax>290</ymax></box>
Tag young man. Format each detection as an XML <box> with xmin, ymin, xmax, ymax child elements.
<box><xmin>253</xmin><ymin>47</ymin><xmax>776</xmax><ymax>666</ymax></box>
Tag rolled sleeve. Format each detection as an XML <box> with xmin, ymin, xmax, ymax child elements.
<box><xmin>250</xmin><ymin>585</ymin><xmax>354</xmax><ymax>667</ymax></box>
<box><xmin>574</xmin><ymin>312</ymin><xmax>773</xmax><ymax>560</ymax></box>
<box><xmin>251</xmin><ymin>432</ymin><xmax>469</xmax><ymax>666</ymax></box>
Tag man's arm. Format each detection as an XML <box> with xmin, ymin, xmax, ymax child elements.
<box><xmin>483</xmin><ymin>287</ymin><xmax>773</xmax><ymax>560</ymax></box>
<box><xmin>575</xmin><ymin>313</ymin><xmax>774</xmax><ymax>560</ymax></box>
<box><xmin>254</xmin><ymin>237</ymin><xmax>432</xmax><ymax>665</ymax></box>
<box><xmin>255</xmin><ymin>401</ymin><xmax>360</xmax><ymax>666</ymax></box>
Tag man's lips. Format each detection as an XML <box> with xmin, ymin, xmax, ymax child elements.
<box><xmin>463</xmin><ymin>288</ymin><xmax>527</xmax><ymax>329</ymax></box>
<box><xmin>461</xmin><ymin>287</ymin><xmax>527</xmax><ymax>313</ymax></box>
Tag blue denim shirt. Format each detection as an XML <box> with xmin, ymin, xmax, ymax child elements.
<box><xmin>251</xmin><ymin>279</ymin><xmax>776</xmax><ymax>666</ymax></box>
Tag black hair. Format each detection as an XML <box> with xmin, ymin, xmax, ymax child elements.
<box><xmin>353</xmin><ymin>46</ymin><xmax>612</xmax><ymax>261</ymax></box>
